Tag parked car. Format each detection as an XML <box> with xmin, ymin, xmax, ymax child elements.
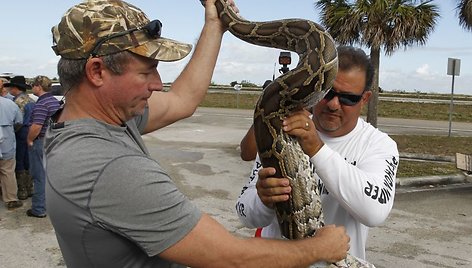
<box><xmin>49</xmin><ymin>82</ymin><xmax>65</xmax><ymax>96</ymax></box>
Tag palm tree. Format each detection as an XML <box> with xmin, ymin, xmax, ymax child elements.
<box><xmin>316</xmin><ymin>0</ymin><xmax>440</xmax><ymax>127</ymax></box>
<box><xmin>457</xmin><ymin>0</ymin><xmax>472</xmax><ymax>31</ymax></box>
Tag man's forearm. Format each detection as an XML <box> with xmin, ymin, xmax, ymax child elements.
<box><xmin>143</xmin><ymin>7</ymin><xmax>226</xmax><ymax>133</ymax></box>
<box><xmin>171</xmin><ymin>21</ymin><xmax>224</xmax><ymax>114</ymax></box>
<box><xmin>161</xmin><ymin>214</ymin><xmax>348</xmax><ymax>267</ymax></box>
<box><xmin>311</xmin><ymin>144</ymin><xmax>398</xmax><ymax>226</ymax></box>
<box><xmin>27</xmin><ymin>124</ymin><xmax>42</xmax><ymax>146</ymax></box>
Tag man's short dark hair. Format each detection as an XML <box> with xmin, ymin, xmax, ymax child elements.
<box><xmin>337</xmin><ymin>46</ymin><xmax>374</xmax><ymax>92</ymax></box>
<box><xmin>57</xmin><ymin>51</ymin><xmax>132</xmax><ymax>92</ymax></box>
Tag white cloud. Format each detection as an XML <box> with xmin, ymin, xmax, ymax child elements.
<box><xmin>415</xmin><ymin>64</ymin><xmax>431</xmax><ymax>76</ymax></box>
<box><xmin>412</xmin><ymin>64</ymin><xmax>440</xmax><ymax>82</ymax></box>
<box><xmin>157</xmin><ymin>40</ymin><xmax>287</xmax><ymax>86</ymax></box>
<box><xmin>379</xmin><ymin>66</ymin><xmax>471</xmax><ymax>94</ymax></box>
<box><xmin>211</xmin><ymin>40</ymin><xmax>288</xmax><ymax>85</ymax></box>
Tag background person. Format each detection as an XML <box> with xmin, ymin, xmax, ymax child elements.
<box><xmin>26</xmin><ymin>75</ymin><xmax>60</xmax><ymax>218</ymax></box>
<box><xmin>236</xmin><ymin>45</ymin><xmax>399</xmax><ymax>261</ymax></box>
<box><xmin>239</xmin><ymin>79</ymin><xmax>272</xmax><ymax>161</ymax></box>
<box><xmin>240</xmin><ymin>122</ymin><xmax>257</xmax><ymax>161</ymax></box>
<box><xmin>0</xmin><ymin>96</ymin><xmax>23</xmax><ymax>210</ymax></box>
<box><xmin>4</xmin><ymin>75</ymin><xmax>35</xmax><ymax>200</ymax></box>
<box><xmin>44</xmin><ymin>0</ymin><xmax>350</xmax><ymax>267</ymax></box>
<box><xmin>1</xmin><ymin>77</ymin><xmax>14</xmax><ymax>100</ymax></box>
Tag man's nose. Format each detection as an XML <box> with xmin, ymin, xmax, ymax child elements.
<box><xmin>326</xmin><ymin>95</ymin><xmax>341</xmax><ymax>109</ymax></box>
<box><xmin>150</xmin><ymin>71</ymin><xmax>163</xmax><ymax>92</ymax></box>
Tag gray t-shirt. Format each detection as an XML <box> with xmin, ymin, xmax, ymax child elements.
<box><xmin>45</xmin><ymin>111</ymin><xmax>201</xmax><ymax>268</ymax></box>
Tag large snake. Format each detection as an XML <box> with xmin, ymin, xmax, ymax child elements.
<box><xmin>200</xmin><ymin>1</ymin><xmax>373</xmax><ymax>267</ymax></box>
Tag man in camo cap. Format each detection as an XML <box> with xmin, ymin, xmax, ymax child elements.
<box><xmin>45</xmin><ymin>0</ymin><xmax>350</xmax><ymax>267</ymax></box>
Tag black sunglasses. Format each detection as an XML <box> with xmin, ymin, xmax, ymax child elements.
<box><xmin>323</xmin><ymin>88</ymin><xmax>364</xmax><ymax>106</ymax></box>
<box><xmin>89</xmin><ymin>19</ymin><xmax>162</xmax><ymax>57</ymax></box>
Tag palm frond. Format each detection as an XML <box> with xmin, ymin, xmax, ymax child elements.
<box><xmin>457</xmin><ymin>0</ymin><xmax>472</xmax><ymax>31</ymax></box>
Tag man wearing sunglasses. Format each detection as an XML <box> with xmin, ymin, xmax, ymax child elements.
<box><xmin>236</xmin><ymin>46</ymin><xmax>399</xmax><ymax>262</ymax></box>
<box><xmin>44</xmin><ymin>0</ymin><xmax>350</xmax><ymax>267</ymax></box>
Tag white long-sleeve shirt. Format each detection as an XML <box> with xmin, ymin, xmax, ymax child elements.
<box><xmin>235</xmin><ymin>118</ymin><xmax>399</xmax><ymax>260</ymax></box>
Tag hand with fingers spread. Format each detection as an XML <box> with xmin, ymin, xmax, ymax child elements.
<box><xmin>282</xmin><ymin>109</ymin><xmax>324</xmax><ymax>158</ymax></box>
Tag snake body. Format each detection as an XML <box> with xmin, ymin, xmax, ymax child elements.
<box><xmin>200</xmin><ymin>1</ymin><xmax>373</xmax><ymax>267</ymax></box>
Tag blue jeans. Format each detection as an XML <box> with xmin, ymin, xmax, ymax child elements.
<box><xmin>15</xmin><ymin>126</ymin><xmax>29</xmax><ymax>172</ymax></box>
<box><xmin>29</xmin><ymin>138</ymin><xmax>46</xmax><ymax>215</ymax></box>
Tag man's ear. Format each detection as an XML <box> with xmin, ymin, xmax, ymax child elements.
<box><xmin>84</xmin><ymin>57</ymin><xmax>106</xmax><ymax>87</ymax></box>
<box><xmin>362</xmin><ymin>90</ymin><xmax>372</xmax><ymax>104</ymax></box>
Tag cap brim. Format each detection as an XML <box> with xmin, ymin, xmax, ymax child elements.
<box><xmin>129</xmin><ymin>37</ymin><xmax>192</xmax><ymax>62</ymax></box>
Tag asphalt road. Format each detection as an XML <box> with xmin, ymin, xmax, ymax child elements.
<box><xmin>0</xmin><ymin>107</ymin><xmax>471</xmax><ymax>267</ymax></box>
<box><xmin>367</xmin><ymin>184</ymin><xmax>472</xmax><ymax>268</ymax></box>
<box><xmin>209</xmin><ymin>88</ymin><xmax>472</xmax><ymax>106</ymax></box>
<box><xmin>191</xmin><ymin>107</ymin><xmax>472</xmax><ymax>137</ymax></box>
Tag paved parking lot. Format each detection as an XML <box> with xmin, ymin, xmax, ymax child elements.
<box><xmin>1</xmin><ymin>107</ymin><xmax>471</xmax><ymax>267</ymax></box>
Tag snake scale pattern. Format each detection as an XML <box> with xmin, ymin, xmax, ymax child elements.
<box><xmin>200</xmin><ymin>1</ymin><xmax>374</xmax><ymax>267</ymax></box>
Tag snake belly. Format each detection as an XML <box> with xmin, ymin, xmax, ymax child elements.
<box><xmin>200</xmin><ymin>1</ymin><xmax>374</xmax><ymax>267</ymax></box>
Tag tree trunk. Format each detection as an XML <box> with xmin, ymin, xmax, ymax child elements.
<box><xmin>367</xmin><ymin>47</ymin><xmax>381</xmax><ymax>127</ymax></box>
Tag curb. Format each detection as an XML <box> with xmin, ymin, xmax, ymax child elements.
<box><xmin>399</xmin><ymin>153</ymin><xmax>455</xmax><ymax>163</ymax></box>
<box><xmin>397</xmin><ymin>173</ymin><xmax>471</xmax><ymax>187</ymax></box>
<box><xmin>398</xmin><ymin>153</ymin><xmax>472</xmax><ymax>187</ymax></box>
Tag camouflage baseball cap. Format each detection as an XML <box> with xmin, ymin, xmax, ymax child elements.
<box><xmin>51</xmin><ymin>0</ymin><xmax>192</xmax><ymax>61</ymax></box>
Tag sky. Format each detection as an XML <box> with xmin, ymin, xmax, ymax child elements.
<box><xmin>1</xmin><ymin>0</ymin><xmax>471</xmax><ymax>95</ymax></box>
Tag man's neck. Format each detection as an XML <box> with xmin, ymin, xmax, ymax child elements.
<box><xmin>59</xmin><ymin>96</ymin><xmax>122</xmax><ymax>127</ymax></box>
<box><xmin>36</xmin><ymin>91</ymin><xmax>48</xmax><ymax>97</ymax></box>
